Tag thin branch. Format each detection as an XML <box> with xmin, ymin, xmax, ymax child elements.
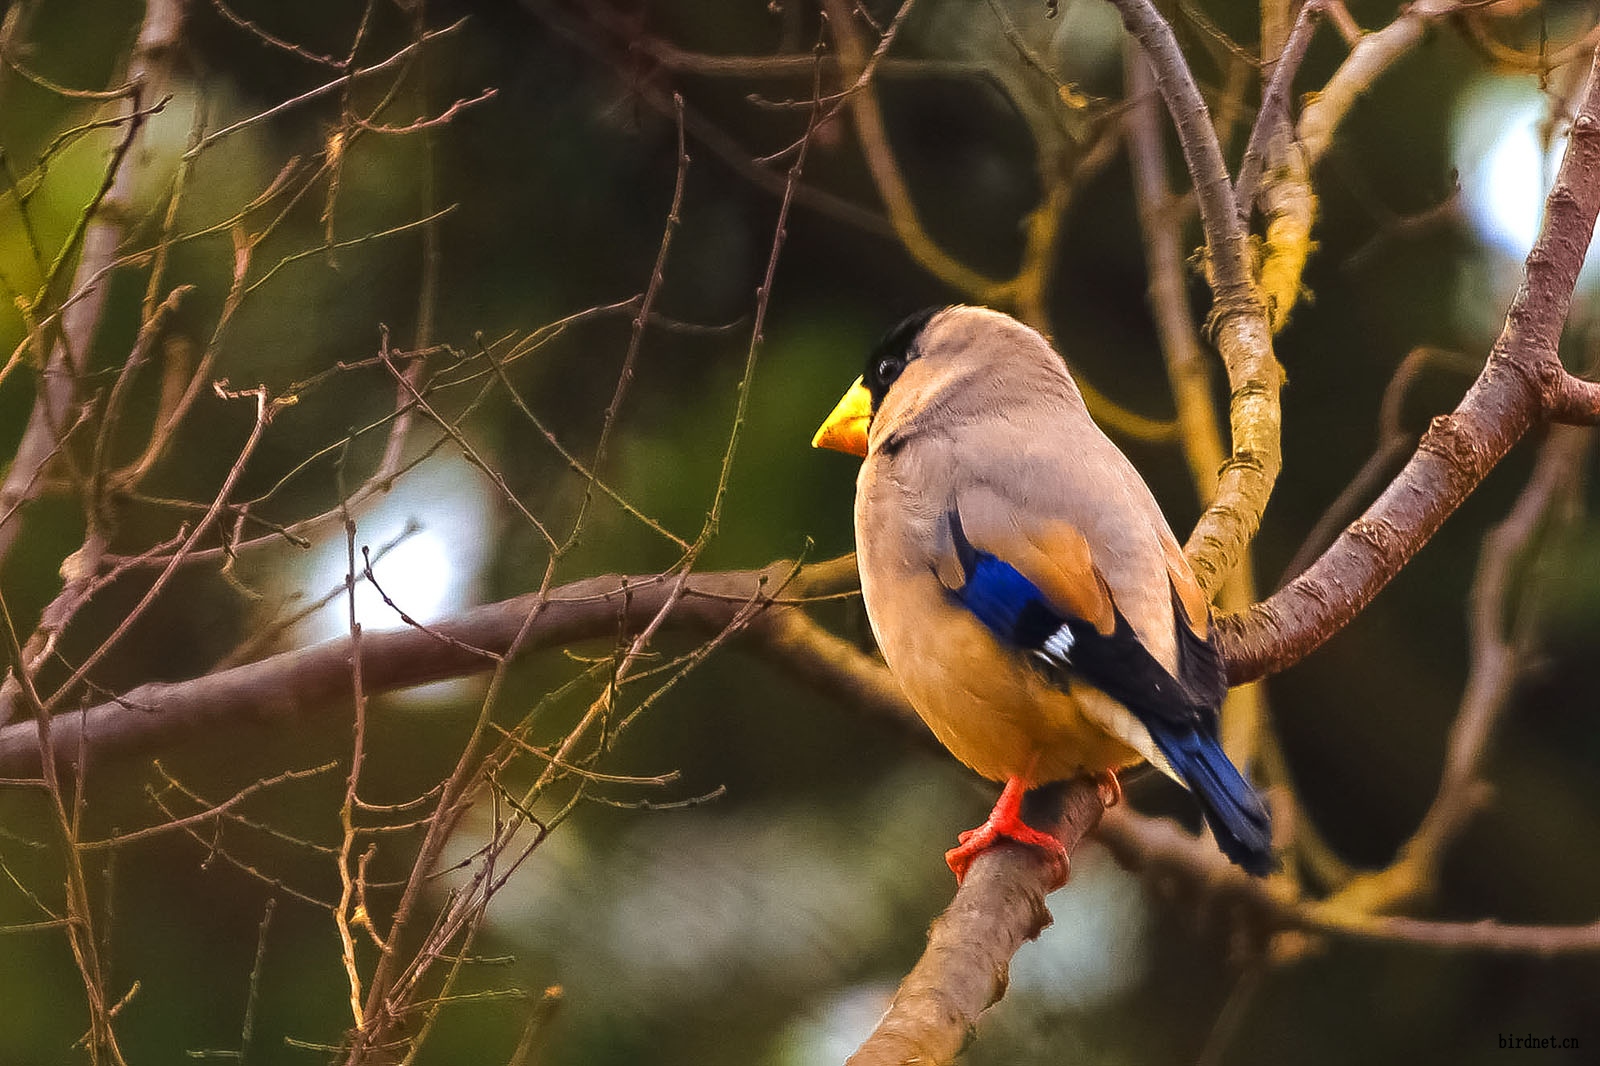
<box><xmin>1278</xmin><ymin>348</ymin><xmax>1482</xmax><ymax>585</ymax></box>
<box><xmin>378</xmin><ymin>347</ymin><xmax>558</xmax><ymax>550</ymax></box>
<box><xmin>1317</xmin><ymin>424</ymin><xmax>1591</xmax><ymax>916</ymax></box>
<box><xmin>633</xmin><ymin>34</ymin><xmax>981</xmax><ymax>80</ymax></box>
<box><xmin>1103</xmin><ymin>0</ymin><xmax>1284</xmax><ymax>593</ymax></box>
<box><xmin>42</xmin><ymin>387</ymin><xmax>286</xmax><ymax>715</ymax></box>
<box><xmin>348</xmin><ymin>87</ymin><xmax>499</xmax><ymax>135</ymax></box>
<box><xmin>564</xmin><ymin>94</ymin><xmax>690</xmax><ymax>550</ymax></box>
<box><xmin>820</xmin><ymin>0</ymin><xmax>1000</xmax><ymax>296</ymax></box>
<box><xmin>76</xmin><ymin>762</ymin><xmax>337</xmax><ymax>851</ymax></box>
<box><xmin>825</xmin><ymin>0</ymin><xmax>1177</xmax><ymax>441</ymax></box>
<box><xmin>1235</xmin><ymin>0</ymin><xmax>1322</xmax><ymax>214</ymax></box>
<box><xmin>522</xmin><ymin>0</ymin><xmax>894</xmax><ymax>238</ymax></box>
<box><xmin>335</xmin><ymin>512</ymin><xmax>369</xmax><ymax>1030</ymax></box>
<box><xmin>1097</xmin><ymin>805</ymin><xmax>1600</xmax><ymax>955</ymax></box>
<box><xmin>1457</xmin><ymin>9</ymin><xmax>1600</xmax><ymax>76</ymax></box>
<box><xmin>1125</xmin><ymin>51</ymin><xmax>1227</xmax><ymax>506</ymax></box>
<box><xmin>185</xmin><ymin>18</ymin><xmax>472</xmax><ymax>157</ymax></box>
<box><xmin>1298</xmin><ymin>0</ymin><xmax>1463</xmax><ymax>167</ymax></box>
<box><xmin>208</xmin><ymin>0</ymin><xmax>343</xmax><ymax>68</ymax></box>
<box><xmin>0</xmin><ymin>34</ymin><xmax>138</xmax><ymax>101</ymax></box>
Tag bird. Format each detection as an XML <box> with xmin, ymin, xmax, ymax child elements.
<box><xmin>812</xmin><ymin>305</ymin><xmax>1274</xmax><ymax>887</ymax></box>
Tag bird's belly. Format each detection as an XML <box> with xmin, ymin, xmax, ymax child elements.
<box><xmin>886</xmin><ymin>620</ymin><xmax>1145</xmax><ymax>784</ymax></box>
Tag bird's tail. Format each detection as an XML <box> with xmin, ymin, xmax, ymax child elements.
<box><xmin>1149</xmin><ymin>727</ymin><xmax>1276</xmax><ymax>876</ymax></box>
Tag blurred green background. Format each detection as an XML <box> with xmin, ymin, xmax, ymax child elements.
<box><xmin>2</xmin><ymin>0</ymin><xmax>1599</xmax><ymax>1062</ymax></box>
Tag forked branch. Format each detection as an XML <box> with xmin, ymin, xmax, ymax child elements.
<box><xmin>1217</xmin><ymin>49</ymin><xmax>1600</xmax><ymax>683</ymax></box>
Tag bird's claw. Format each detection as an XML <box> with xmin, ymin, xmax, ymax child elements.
<box><xmin>943</xmin><ymin>776</ymin><xmax>1072</xmax><ymax>889</ymax></box>
<box><xmin>945</xmin><ymin>807</ymin><xmax>1070</xmax><ymax>890</ymax></box>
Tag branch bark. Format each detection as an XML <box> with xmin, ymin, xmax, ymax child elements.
<box><xmin>0</xmin><ymin>556</ymin><xmax>891</xmax><ymax>776</ymax></box>
<box><xmin>847</xmin><ymin>777</ymin><xmax>1108</xmax><ymax>1066</ymax></box>
<box><xmin>1217</xmin><ymin>48</ymin><xmax>1600</xmax><ymax>683</ymax></box>
<box><xmin>1104</xmin><ymin>0</ymin><xmax>1284</xmax><ymax>595</ymax></box>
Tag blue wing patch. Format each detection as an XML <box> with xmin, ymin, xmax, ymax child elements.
<box><xmin>949</xmin><ymin>544</ymin><xmax>1080</xmax><ymax>669</ymax></box>
<box><xmin>944</xmin><ymin>509</ymin><xmax>1276</xmax><ymax>876</ymax></box>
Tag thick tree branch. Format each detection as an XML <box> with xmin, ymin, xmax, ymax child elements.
<box><xmin>1217</xmin><ymin>49</ymin><xmax>1600</xmax><ymax>683</ymax></box>
<box><xmin>847</xmin><ymin>777</ymin><xmax>1108</xmax><ymax>1066</ymax></box>
<box><xmin>0</xmin><ymin>556</ymin><xmax>879</xmax><ymax>776</ymax></box>
<box><xmin>6</xmin><ymin>541</ymin><xmax>1596</xmax><ymax>1066</ymax></box>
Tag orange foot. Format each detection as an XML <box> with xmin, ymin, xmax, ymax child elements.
<box><xmin>944</xmin><ymin>776</ymin><xmax>1070</xmax><ymax>890</ymax></box>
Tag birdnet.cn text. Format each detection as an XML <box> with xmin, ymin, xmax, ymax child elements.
<box><xmin>1498</xmin><ymin>1034</ymin><xmax>1581</xmax><ymax>1050</ymax></box>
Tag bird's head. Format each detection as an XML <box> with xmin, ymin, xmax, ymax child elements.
<box><xmin>812</xmin><ymin>305</ymin><xmax>1081</xmax><ymax>457</ymax></box>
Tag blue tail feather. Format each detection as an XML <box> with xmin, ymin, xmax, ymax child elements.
<box><xmin>1148</xmin><ymin>726</ymin><xmax>1275</xmax><ymax>876</ymax></box>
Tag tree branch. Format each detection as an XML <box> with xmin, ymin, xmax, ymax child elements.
<box><xmin>0</xmin><ymin>0</ymin><xmax>181</xmax><ymax>570</ymax></box>
<box><xmin>821</xmin><ymin>0</ymin><xmax>1001</xmax><ymax>297</ymax></box>
<box><xmin>847</xmin><ymin>777</ymin><xmax>1108</xmax><ymax>1066</ymax></box>
<box><xmin>1097</xmin><ymin>805</ymin><xmax>1600</xmax><ymax>955</ymax></box>
<box><xmin>0</xmin><ymin>556</ymin><xmax>882</xmax><ymax>776</ymax></box>
<box><xmin>1235</xmin><ymin>0</ymin><xmax>1321</xmax><ymax>215</ymax></box>
<box><xmin>1297</xmin><ymin>0</ymin><xmax>1464</xmax><ymax>167</ymax></box>
<box><xmin>1103</xmin><ymin>0</ymin><xmax>1284</xmax><ymax>594</ymax></box>
<box><xmin>1320</xmin><ymin>424</ymin><xmax>1591</xmax><ymax>916</ymax></box>
<box><xmin>1217</xmin><ymin>48</ymin><xmax>1600</xmax><ymax>683</ymax></box>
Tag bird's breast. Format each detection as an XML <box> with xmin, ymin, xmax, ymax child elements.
<box><xmin>855</xmin><ymin>463</ymin><xmax>1144</xmax><ymax>782</ymax></box>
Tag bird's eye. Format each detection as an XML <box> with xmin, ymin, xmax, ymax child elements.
<box><xmin>876</xmin><ymin>356</ymin><xmax>903</xmax><ymax>386</ymax></box>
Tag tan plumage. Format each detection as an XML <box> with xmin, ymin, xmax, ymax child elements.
<box><xmin>853</xmin><ymin>305</ymin><xmax>1194</xmax><ymax>784</ymax></box>
<box><xmin>813</xmin><ymin>305</ymin><xmax>1275</xmax><ymax>881</ymax></box>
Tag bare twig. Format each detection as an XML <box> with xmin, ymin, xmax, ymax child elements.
<box><xmin>77</xmin><ymin>762</ymin><xmax>337</xmax><ymax>851</ymax></box>
<box><xmin>186</xmin><ymin>18</ymin><xmax>472</xmax><ymax>157</ymax></box>
<box><xmin>1236</xmin><ymin>0</ymin><xmax>1322</xmax><ymax>214</ymax></box>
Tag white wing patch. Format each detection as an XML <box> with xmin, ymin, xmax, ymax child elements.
<box><xmin>1031</xmin><ymin>623</ymin><xmax>1076</xmax><ymax>666</ymax></box>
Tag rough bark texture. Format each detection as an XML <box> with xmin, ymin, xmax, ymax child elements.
<box><xmin>0</xmin><ymin>558</ymin><xmax>907</xmax><ymax>775</ymax></box>
<box><xmin>847</xmin><ymin>778</ymin><xmax>1107</xmax><ymax>1066</ymax></box>
<box><xmin>1216</xmin><ymin>51</ymin><xmax>1600</xmax><ymax>683</ymax></box>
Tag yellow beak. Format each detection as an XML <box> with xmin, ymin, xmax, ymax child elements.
<box><xmin>811</xmin><ymin>377</ymin><xmax>873</xmax><ymax>457</ymax></box>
